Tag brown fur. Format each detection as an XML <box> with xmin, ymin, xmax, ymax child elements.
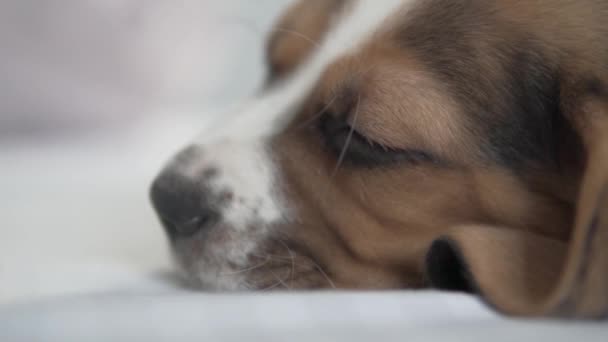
<box><xmin>261</xmin><ymin>0</ymin><xmax>608</xmax><ymax>317</ymax></box>
<box><xmin>266</xmin><ymin>0</ymin><xmax>350</xmax><ymax>79</ymax></box>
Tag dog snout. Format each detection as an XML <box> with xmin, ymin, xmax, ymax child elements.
<box><xmin>150</xmin><ymin>170</ymin><xmax>219</xmax><ymax>238</ymax></box>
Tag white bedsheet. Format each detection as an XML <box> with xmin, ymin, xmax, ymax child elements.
<box><xmin>4</xmin><ymin>291</ymin><xmax>607</xmax><ymax>342</ymax></box>
<box><xmin>1</xmin><ymin>118</ymin><xmax>607</xmax><ymax>341</ymax></box>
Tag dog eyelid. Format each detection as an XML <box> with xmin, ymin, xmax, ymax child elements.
<box><xmin>318</xmin><ymin>114</ymin><xmax>440</xmax><ymax>167</ymax></box>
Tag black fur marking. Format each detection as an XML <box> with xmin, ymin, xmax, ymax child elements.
<box><xmin>397</xmin><ymin>0</ymin><xmax>562</xmax><ymax>168</ymax></box>
<box><xmin>425</xmin><ymin>238</ymin><xmax>475</xmax><ymax>293</ymax></box>
<box><xmin>584</xmin><ymin>77</ymin><xmax>607</xmax><ymax>98</ymax></box>
<box><xmin>486</xmin><ymin>43</ymin><xmax>562</xmax><ymax>166</ymax></box>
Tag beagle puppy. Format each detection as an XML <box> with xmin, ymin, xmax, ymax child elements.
<box><xmin>151</xmin><ymin>0</ymin><xmax>608</xmax><ymax>318</ymax></box>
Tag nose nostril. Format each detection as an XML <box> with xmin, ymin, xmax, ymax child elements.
<box><xmin>159</xmin><ymin>210</ymin><xmax>220</xmax><ymax>238</ymax></box>
<box><xmin>197</xmin><ymin>210</ymin><xmax>219</xmax><ymax>229</ymax></box>
<box><xmin>160</xmin><ymin>216</ymin><xmax>200</xmax><ymax>237</ymax></box>
<box><xmin>176</xmin><ymin>216</ymin><xmax>204</xmax><ymax>237</ymax></box>
<box><xmin>150</xmin><ymin>173</ymin><xmax>220</xmax><ymax>237</ymax></box>
<box><xmin>178</xmin><ymin>212</ymin><xmax>217</xmax><ymax>236</ymax></box>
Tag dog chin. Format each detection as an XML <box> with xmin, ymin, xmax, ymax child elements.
<box><xmin>167</xmin><ymin>219</ymin><xmax>282</xmax><ymax>291</ymax></box>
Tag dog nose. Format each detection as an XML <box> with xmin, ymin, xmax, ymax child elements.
<box><xmin>150</xmin><ymin>172</ymin><xmax>219</xmax><ymax>237</ymax></box>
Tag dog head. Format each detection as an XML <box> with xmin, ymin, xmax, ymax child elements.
<box><xmin>150</xmin><ymin>0</ymin><xmax>598</xmax><ymax>291</ymax></box>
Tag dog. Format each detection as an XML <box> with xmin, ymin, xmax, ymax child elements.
<box><xmin>150</xmin><ymin>0</ymin><xmax>608</xmax><ymax>318</ymax></box>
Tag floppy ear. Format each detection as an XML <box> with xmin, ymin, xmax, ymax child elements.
<box><xmin>266</xmin><ymin>0</ymin><xmax>347</xmax><ymax>78</ymax></box>
<box><xmin>426</xmin><ymin>87</ymin><xmax>608</xmax><ymax>318</ymax></box>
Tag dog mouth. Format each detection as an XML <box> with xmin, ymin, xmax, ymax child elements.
<box><xmin>170</xmin><ymin>232</ymin><xmax>336</xmax><ymax>291</ymax></box>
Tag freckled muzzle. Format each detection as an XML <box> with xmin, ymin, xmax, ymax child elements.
<box><xmin>149</xmin><ymin>140</ymin><xmax>289</xmax><ymax>290</ymax></box>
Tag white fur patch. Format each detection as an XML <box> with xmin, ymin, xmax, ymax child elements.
<box><xmin>168</xmin><ymin>0</ymin><xmax>418</xmax><ymax>289</ymax></box>
<box><xmin>199</xmin><ymin>0</ymin><xmax>413</xmax><ymax>142</ymax></box>
<box><xmin>207</xmin><ymin>141</ymin><xmax>283</xmax><ymax>229</ymax></box>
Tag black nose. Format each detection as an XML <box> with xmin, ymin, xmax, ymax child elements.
<box><xmin>150</xmin><ymin>172</ymin><xmax>219</xmax><ymax>237</ymax></box>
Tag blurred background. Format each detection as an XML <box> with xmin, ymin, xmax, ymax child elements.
<box><xmin>0</xmin><ymin>0</ymin><xmax>293</xmax><ymax>303</ymax></box>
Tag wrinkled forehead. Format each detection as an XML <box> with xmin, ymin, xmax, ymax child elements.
<box><xmin>197</xmin><ymin>0</ymin><xmax>413</xmax><ymax>144</ymax></box>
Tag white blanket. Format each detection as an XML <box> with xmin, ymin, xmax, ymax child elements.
<box><xmin>4</xmin><ymin>291</ymin><xmax>606</xmax><ymax>342</ymax></box>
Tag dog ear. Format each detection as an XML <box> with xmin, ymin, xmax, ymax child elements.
<box><xmin>266</xmin><ymin>0</ymin><xmax>348</xmax><ymax>79</ymax></box>
<box><xmin>426</xmin><ymin>86</ymin><xmax>608</xmax><ymax>318</ymax></box>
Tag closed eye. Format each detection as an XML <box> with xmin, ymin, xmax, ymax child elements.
<box><xmin>318</xmin><ymin>114</ymin><xmax>437</xmax><ymax>167</ymax></box>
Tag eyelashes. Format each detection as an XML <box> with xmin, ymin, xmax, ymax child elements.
<box><xmin>318</xmin><ymin>114</ymin><xmax>437</xmax><ymax>167</ymax></box>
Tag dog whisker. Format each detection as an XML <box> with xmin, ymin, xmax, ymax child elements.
<box><xmin>277</xmin><ymin>239</ymin><xmax>297</xmax><ymax>289</ymax></box>
<box><xmin>240</xmin><ymin>281</ymin><xmax>255</xmax><ymax>290</ymax></box>
<box><xmin>249</xmin><ymin>252</ymin><xmax>293</xmax><ymax>261</ymax></box>
<box><xmin>261</xmin><ymin>279</ymin><xmax>287</xmax><ymax>291</ymax></box>
<box><xmin>332</xmin><ymin>92</ymin><xmax>361</xmax><ymax>178</ymax></box>
<box><xmin>273</xmin><ymin>27</ymin><xmax>322</xmax><ymax>49</ymax></box>
<box><xmin>311</xmin><ymin>260</ymin><xmax>336</xmax><ymax>289</ymax></box>
<box><xmin>274</xmin><ymin>238</ymin><xmax>336</xmax><ymax>289</ymax></box>
<box><xmin>220</xmin><ymin>257</ymin><xmax>270</xmax><ymax>276</ymax></box>
<box><xmin>294</xmin><ymin>94</ymin><xmax>339</xmax><ymax>131</ymax></box>
<box><xmin>268</xmin><ymin>268</ymin><xmax>292</xmax><ymax>290</ymax></box>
